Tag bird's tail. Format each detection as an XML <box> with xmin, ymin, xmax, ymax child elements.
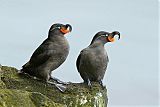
<box><xmin>18</xmin><ymin>61</ymin><xmax>32</xmax><ymax>74</ymax></box>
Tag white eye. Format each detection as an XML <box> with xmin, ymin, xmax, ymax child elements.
<box><xmin>57</xmin><ymin>26</ymin><xmax>61</xmax><ymax>29</ymax></box>
<box><xmin>101</xmin><ymin>34</ymin><xmax>106</xmax><ymax>37</ymax></box>
<box><xmin>105</xmin><ymin>34</ymin><xmax>109</xmax><ymax>36</ymax></box>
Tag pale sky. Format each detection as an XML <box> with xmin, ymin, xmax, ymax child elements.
<box><xmin>0</xmin><ymin>0</ymin><xmax>159</xmax><ymax>106</ymax></box>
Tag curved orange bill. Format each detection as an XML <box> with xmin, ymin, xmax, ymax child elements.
<box><xmin>60</xmin><ymin>27</ymin><xmax>70</xmax><ymax>34</ymax></box>
<box><xmin>108</xmin><ymin>36</ymin><xmax>115</xmax><ymax>42</ymax></box>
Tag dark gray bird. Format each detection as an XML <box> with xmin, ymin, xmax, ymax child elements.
<box><xmin>21</xmin><ymin>23</ymin><xmax>72</xmax><ymax>83</ymax></box>
<box><xmin>76</xmin><ymin>31</ymin><xmax>120</xmax><ymax>87</ymax></box>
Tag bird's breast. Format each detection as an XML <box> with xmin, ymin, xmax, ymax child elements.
<box><xmin>46</xmin><ymin>39</ymin><xmax>69</xmax><ymax>71</ymax></box>
<box><xmin>83</xmin><ymin>47</ymin><xmax>108</xmax><ymax>65</ymax></box>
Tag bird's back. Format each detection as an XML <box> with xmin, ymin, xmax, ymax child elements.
<box><xmin>22</xmin><ymin>36</ymin><xmax>69</xmax><ymax>77</ymax></box>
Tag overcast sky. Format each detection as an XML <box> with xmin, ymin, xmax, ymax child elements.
<box><xmin>0</xmin><ymin>0</ymin><xmax>158</xmax><ymax>106</ymax></box>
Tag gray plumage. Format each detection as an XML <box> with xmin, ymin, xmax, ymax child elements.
<box><xmin>76</xmin><ymin>31</ymin><xmax>120</xmax><ymax>87</ymax></box>
<box><xmin>21</xmin><ymin>23</ymin><xmax>72</xmax><ymax>81</ymax></box>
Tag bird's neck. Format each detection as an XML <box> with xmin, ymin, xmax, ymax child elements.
<box><xmin>92</xmin><ymin>39</ymin><xmax>108</xmax><ymax>46</ymax></box>
<box><xmin>90</xmin><ymin>41</ymin><xmax>105</xmax><ymax>48</ymax></box>
<box><xmin>48</xmin><ymin>29</ymin><xmax>64</xmax><ymax>40</ymax></box>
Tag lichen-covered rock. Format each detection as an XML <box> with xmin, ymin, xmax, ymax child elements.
<box><xmin>0</xmin><ymin>66</ymin><xmax>108</xmax><ymax>107</ymax></box>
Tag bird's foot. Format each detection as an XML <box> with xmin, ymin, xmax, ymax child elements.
<box><xmin>98</xmin><ymin>80</ymin><xmax>106</xmax><ymax>89</ymax></box>
<box><xmin>84</xmin><ymin>79</ymin><xmax>92</xmax><ymax>89</ymax></box>
<box><xmin>50</xmin><ymin>77</ymin><xmax>70</xmax><ymax>85</ymax></box>
<box><xmin>99</xmin><ymin>80</ymin><xmax>103</xmax><ymax>87</ymax></box>
<box><xmin>47</xmin><ymin>81</ymin><xmax>67</xmax><ymax>92</ymax></box>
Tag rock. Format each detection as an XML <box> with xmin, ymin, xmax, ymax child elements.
<box><xmin>0</xmin><ymin>66</ymin><xmax>108</xmax><ymax>107</ymax></box>
<box><xmin>0</xmin><ymin>64</ymin><xmax>2</xmax><ymax>71</ymax></box>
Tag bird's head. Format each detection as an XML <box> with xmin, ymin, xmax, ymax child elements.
<box><xmin>91</xmin><ymin>31</ymin><xmax>120</xmax><ymax>45</ymax></box>
<box><xmin>49</xmin><ymin>23</ymin><xmax>72</xmax><ymax>35</ymax></box>
<box><xmin>90</xmin><ymin>31</ymin><xmax>109</xmax><ymax>44</ymax></box>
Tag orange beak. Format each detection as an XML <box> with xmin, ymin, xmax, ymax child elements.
<box><xmin>60</xmin><ymin>27</ymin><xmax>70</xmax><ymax>34</ymax></box>
<box><xmin>107</xmin><ymin>36</ymin><xmax>115</xmax><ymax>42</ymax></box>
